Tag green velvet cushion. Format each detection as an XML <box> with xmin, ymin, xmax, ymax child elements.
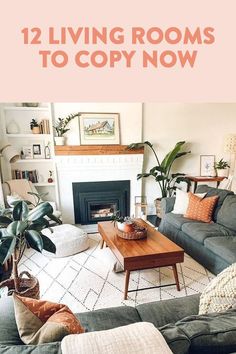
<box><xmin>160</xmin><ymin>309</ymin><xmax>236</xmax><ymax>354</ymax></box>
<box><xmin>136</xmin><ymin>294</ymin><xmax>200</xmax><ymax>328</ymax></box>
<box><xmin>204</xmin><ymin>236</ymin><xmax>236</xmax><ymax>264</ymax></box>
<box><xmin>217</xmin><ymin>195</ymin><xmax>236</xmax><ymax>231</ymax></box>
<box><xmin>0</xmin><ymin>343</ymin><xmax>61</xmax><ymax>354</ymax></box>
<box><xmin>0</xmin><ymin>297</ymin><xmax>23</xmax><ymax>346</ymax></box>
<box><xmin>181</xmin><ymin>222</ymin><xmax>232</xmax><ymax>244</ymax></box>
<box><xmin>76</xmin><ymin>305</ymin><xmax>142</xmax><ymax>332</ymax></box>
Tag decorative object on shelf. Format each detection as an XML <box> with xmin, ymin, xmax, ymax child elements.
<box><xmin>20</xmin><ymin>150</ymin><xmax>25</xmax><ymax>160</ymax></box>
<box><xmin>33</xmin><ymin>143</ymin><xmax>44</xmax><ymax>159</ymax></box>
<box><xmin>200</xmin><ymin>155</ymin><xmax>216</xmax><ymax>177</ymax></box>
<box><xmin>44</xmin><ymin>142</ymin><xmax>51</xmax><ymax>159</ymax></box>
<box><xmin>128</xmin><ymin>141</ymin><xmax>191</xmax><ymax>217</ymax></box>
<box><xmin>0</xmin><ymin>200</ymin><xmax>59</xmax><ymax>298</ymax></box>
<box><xmin>54</xmin><ymin>113</ymin><xmax>78</xmax><ymax>145</ymax></box>
<box><xmin>22</xmin><ymin>146</ymin><xmax>33</xmax><ymax>159</ymax></box>
<box><xmin>30</xmin><ymin>119</ymin><xmax>40</xmax><ymax>134</ymax></box>
<box><xmin>135</xmin><ymin>196</ymin><xmax>148</xmax><ymax>220</ymax></box>
<box><xmin>12</xmin><ymin>169</ymin><xmax>38</xmax><ymax>183</ymax></box>
<box><xmin>79</xmin><ymin>112</ymin><xmax>120</xmax><ymax>145</ymax></box>
<box><xmin>214</xmin><ymin>158</ymin><xmax>230</xmax><ymax>177</ymax></box>
<box><xmin>48</xmin><ymin>170</ymin><xmax>53</xmax><ymax>183</ymax></box>
<box><xmin>22</xmin><ymin>103</ymin><xmax>39</xmax><ymax>107</ymax></box>
<box><xmin>6</xmin><ymin>119</ymin><xmax>20</xmax><ymax>134</ymax></box>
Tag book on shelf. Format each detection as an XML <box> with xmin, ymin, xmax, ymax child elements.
<box><xmin>12</xmin><ymin>169</ymin><xmax>38</xmax><ymax>183</ymax></box>
<box><xmin>39</xmin><ymin>119</ymin><xmax>50</xmax><ymax>134</ymax></box>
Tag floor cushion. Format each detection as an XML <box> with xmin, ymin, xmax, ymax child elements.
<box><xmin>42</xmin><ymin>224</ymin><xmax>89</xmax><ymax>257</ymax></box>
<box><xmin>181</xmin><ymin>222</ymin><xmax>232</xmax><ymax>244</ymax></box>
<box><xmin>204</xmin><ymin>237</ymin><xmax>236</xmax><ymax>265</ymax></box>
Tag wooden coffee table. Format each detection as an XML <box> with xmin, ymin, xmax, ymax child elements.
<box><xmin>98</xmin><ymin>219</ymin><xmax>184</xmax><ymax>300</ymax></box>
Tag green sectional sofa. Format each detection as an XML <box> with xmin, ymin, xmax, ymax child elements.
<box><xmin>159</xmin><ymin>185</ymin><xmax>236</xmax><ymax>274</ymax></box>
<box><xmin>0</xmin><ymin>294</ymin><xmax>236</xmax><ymax>354</ymax></box>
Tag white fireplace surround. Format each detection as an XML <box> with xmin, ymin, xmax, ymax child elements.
<box><xmin>55</xmin><ymin>154</ymin><xmax>144</xmax><ymax>224</ymax></box>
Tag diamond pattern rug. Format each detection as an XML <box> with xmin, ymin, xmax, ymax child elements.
<box><xmin>19</xmin><ymin>233</ymin><xmax>214</xmax><ymax>313</ymax></box>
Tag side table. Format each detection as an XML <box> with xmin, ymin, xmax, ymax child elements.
<box><xmin>186</xmin><ymin>176</ymin><xmax>225</xmax><ymax>193</ymax></box>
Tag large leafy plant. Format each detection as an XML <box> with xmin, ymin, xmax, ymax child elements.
<box><xmin>128</xmin><ymin>141</ymin><xmax>191</xmax><ymax>198</ymax></box>
<box><xmin>0</xmin><ymin>201</ymin><xmax>58</xmax><ymax>291</ymax></box>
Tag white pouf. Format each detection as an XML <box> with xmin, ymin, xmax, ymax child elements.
<box><xmin>42</xmin><ymin>224</ymin><xmax>89</xmax><ymax>258</ymax></box>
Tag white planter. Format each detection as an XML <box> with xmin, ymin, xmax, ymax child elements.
<box><xmin>217</xmin><ymin>169</ymin><xmax>229</xmax><ymax>177</ymax></box>
<box><xmin>54</xmin><ymin>137</ymin><xmax>65</xmax><ymax>145</ymax></box>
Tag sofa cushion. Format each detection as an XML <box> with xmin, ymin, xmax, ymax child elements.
<box><xmin>199</xmin><ymin>263</ymin><xmax>236</xmax><ymax>315</ymax></box>
<box><xmin>160</xmin><ymin>309</ymin><xmax>236</xmax><ymax>354</ymax></box>
<box><xmin>204</xmin><ymin>236</ymin><xmax>236</xmax><ymax>264</ymax></box>
<box><xmin>217</xmin><ymin>194</ymin><xmax>236</xmax><ymax>231</ymax></box>
<box><xmin>77</xmin><ymin>305</ymin><xmax>141</xmax><ymax>333</ymax></box>
<box><xmin>163</xmin><ymin>213</ymin><xmax>197</xmax><ymax>230</ymax></box>
<box><xmin>196</xmin><ymin>185</ymin><xmax>233</xmax><ymax>221</ymax></box>
<box><xmin>61</xmin><ymin>322</ymin><xmax>173</xmax><ymax>354</ymax></box>
<box><xmin>136</xmin><ymin>294</ymin><xmax>200</xmax><ymax>328</ymax></box>
<box><xmin>181</xmin><ymin>222</ymin><xmax>232</xmax><ymax>244</ymax></box>
<box><xmin>0</xmin><ymin>343</ymin><xmax>62</xmax><ymax>354</ymax></box>
<box><xmin>0</xmin><ymin>297</ymin><xmax>23</xmax><ymax>345</ymax></box>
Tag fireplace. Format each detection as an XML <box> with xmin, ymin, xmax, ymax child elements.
<box><xmin>73</xmin><ymin>180</ymin><xmax>130</xmax><ymax>224</ymax></box>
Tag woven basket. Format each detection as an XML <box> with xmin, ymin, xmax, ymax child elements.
<box><xmin>117</xmin><ymin>225</ymin><xmax>147</xmax><ymax>240</ymax></box>
<box><xmin>0</xmin><ymin>271</ymin><xmax>40</xmax><ymax>299</ymax></box>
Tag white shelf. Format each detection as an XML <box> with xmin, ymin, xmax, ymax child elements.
<box><xmin>4</xmin><ymin>106</ymin><xmax>49</xmax><ymax>112</ymax></box>
<box><xmin>6</xmin><ymin>133</ymin><xmax>51</xmax><ymax>138</ymax></box>
<box><xmin>14</xmin><ymin>159</ymin><xmax>53</xmax><ymax>163</ymax></box>
<box><xmin>34</xmin><ymin>183</ymin><xmax>55</xmax><ymax>187</ymax></box>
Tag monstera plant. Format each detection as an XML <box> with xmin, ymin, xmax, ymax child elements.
<box><xmin>128</xmin><ymin>141</ymin><xmax>191</xmax><ymax>199</ymax></box>
<box><xmin>0</xmin><ymin>201</ymin><xmax>59</xmax><ymax>296</ymax></box>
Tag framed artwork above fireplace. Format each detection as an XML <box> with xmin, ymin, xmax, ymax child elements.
<box><xmin>78</xmin><ymin>112</ymin><xmax>120</xmax><ymax>145</ymax></box>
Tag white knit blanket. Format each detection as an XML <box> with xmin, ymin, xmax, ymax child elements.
<box><xmin>61</xmin><ymin>322</ymin><xmax>173</xmax><ymax>354</ymax></box>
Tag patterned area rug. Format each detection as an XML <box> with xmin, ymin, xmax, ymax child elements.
<box><xmin>19</xmin><ymin>233</ymin><xmax>214</xmax><ymax>313</ymax></box>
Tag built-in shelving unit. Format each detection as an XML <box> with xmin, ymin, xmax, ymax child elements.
<box><xmin>0</xmin><ymin>103</ymin><xmax>59</xmax><ymax>206</ymax></box>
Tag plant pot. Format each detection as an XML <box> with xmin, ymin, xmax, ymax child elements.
<box><xmin>54</xmin><ymin>137</ymin><xmax>66</xmax><ymax>145</ymax></box>
<box><xmin>154</xmin><ymin>198</ymin><xmax>163</xmax><ymax>219</ymax></box>
<box><xmin>31</xmin><ymin>127</ymin><xmax>40</xmax><ymax>134</ymax></box>
<box><xmin>0</xmin><ymin>271</ymin><xmax>40</xmax><ymax>299</ymax></box>
<box><xmin>217</xmin><ymin>169</ymin><xmax>229</xmax><ymax>177</ymax></box>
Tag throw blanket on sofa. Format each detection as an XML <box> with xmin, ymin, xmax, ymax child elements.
<box><xmin>61</xmin><ymin>322</ymin><xmax>173</xmax><ymax>354</ymax></box>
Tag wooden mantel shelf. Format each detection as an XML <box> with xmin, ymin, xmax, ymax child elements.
<box><xmin>54</xmin><ymin>145</ymin><xmax>144</xmax><ymax>156</ymax></box>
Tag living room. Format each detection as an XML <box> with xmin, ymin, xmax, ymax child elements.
<box><xmin>0</xmin><ymin>102</ymin><xmax>235</xmax><ymax>353</ymax></box>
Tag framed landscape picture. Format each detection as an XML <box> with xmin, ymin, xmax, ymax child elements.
<box><xmin>79</xmin><ymin>113</ymin><xmax>120</xmax><ymax>145</ymax></box>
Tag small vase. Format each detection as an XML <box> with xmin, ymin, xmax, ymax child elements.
<box><xmin>54</xmin><ymin>137</ymin><xmax>65</xmax><ymax>145</ymax></box>
<box><xmin>6</xmin><ymin>119</ymin><xmax>20</xmax><ymax>134</ymax></box>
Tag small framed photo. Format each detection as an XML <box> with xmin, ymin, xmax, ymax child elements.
<box><xmin>200</xmin><ymin>155</ymin><xmax>215</xmax><ymax>176</ymax></box>
<box><xmin>22</xmin><ymin>146</ymin><xmax>33</xmax><ymax>159</ymax></box>
<box><xmin>79</xmin><ymin>112</ymin><xmax>120</xmax><ymax>145</ymax></box>
<box><xmin>33</xmin><ymin>143</ymin><xmax>44</xmax><ymax>159</ymax></box>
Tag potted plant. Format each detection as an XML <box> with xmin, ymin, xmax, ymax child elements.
<box><xmin>30</xmin><ymin>119</ymin><xmax>40</xmax><ymax>134</ymax></box>
<box><xmin>0</xmin><ymin>200</ymin><xmax>60</xmax><ymax>298</ymax></box>
<box><xmin>53</xmin><ymin>113</ymin><xmax>78</xmax><ymax>145</ymax></box>
<box><xmin>111</xmin><ymin>212</ymin><xmax>134</xmax><ymax>232</ymax></box>
<box><xmin>215</xmin><ymin>158</ymin><xmax>230</xmax><ymax>177</ymax></box>
<box><xmin>128</xmin><ymin>141</ymin><xmax>191</xmax><ymax>217</ymax></box>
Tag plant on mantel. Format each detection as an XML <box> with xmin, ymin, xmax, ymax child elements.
<box><xmin>53</xmin><ymin>113</ymin><xmax>78</xmax><ymax>145</ymax></box>
<box><xmin>128</xmin><ymin>141</ymin><xmax>191</xmax><ymax>216</ymax></box>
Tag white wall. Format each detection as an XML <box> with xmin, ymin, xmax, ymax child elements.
<box><xmin>143</xmin><ymin>103</ymin><xmax>236</xmax><ymax>211</ymax></box>
<box><xmin>52</xmin><ymin>103</ymin><xmax>142</xmax><ymax>145</ymax></box>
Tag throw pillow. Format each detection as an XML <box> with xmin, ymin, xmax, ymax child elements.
<box><xmin>184</xmin><ymin>193</ymin><xmax>218</xmax><ymax>223</ymax></box>
<box><xmin>199</xmin><ymin>263</ymin><xmax>236</xmax><ymax>314</ymax></box>
<box><xmin>13</xmin><ymin>294</ymin><xmax>84</xmax><ymax>345</ymax></box>
<box><xmin>61</xmin><ymin>322</ymin><xmax>173</xmax><ymax>354</ymax></box>
<box><xmin>172</xmin><ymin>189</ymin><xmax>206</xmax><ymax>214</ymax></box>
